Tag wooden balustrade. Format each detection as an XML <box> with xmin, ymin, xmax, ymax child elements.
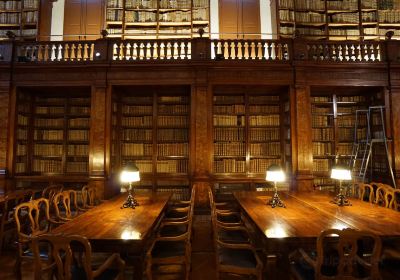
<box><xmin>211</xmin><ymin>39</ymin><xmax>291</xmax><ymax>61</ymax></box>
<box><xmin>15</xmin><ymin>41</ymin><xmax>96</xmax><ymax>62</ymax></box>
<box><xmin>112</xmin><ymin>40</ymin><xmax>191</xmax><ymax>61</ymax></box>
<box><xmin>306</xmin><ymin>41</ymin><xmax>382</xmax><ymax>62</ymax></box>
<box><xmin>3</xmin><ymin>38</ymin><xmax>398</xmax><ymax>64</ymax></box>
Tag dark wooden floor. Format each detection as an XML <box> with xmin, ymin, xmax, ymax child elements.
<box><xmin>0</xmin><ymin>215</ymin><xmax>399</xmax><ymax>280</ymax></box>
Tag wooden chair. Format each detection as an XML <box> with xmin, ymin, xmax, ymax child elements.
<box><xmin>81</xmin><ymin>185</ymin><xmax>100</xmax><ymax>209</ymax></box>
<box><xmin>289</xmin><ymin>228</ymin><xmax>382</xmax><ymax>280</ymax></box>
<box><xmin>41</xmin><ymin>184</ymin><xmax>63</xmax><ymax>204</ymax></box>
<box><xmin>32</xmin><ymin>233</ymin><xmax>125</xmax><ymax>280</ymax></box>
<box><xmin>208</xmin><ymin>187</ymin><xmax>242</xmax><ymax>227</ymax></box>
<box><xmin>352</xmin><ymin>183</ymin><xmax>374</xmax><ymax>203</ymax></box>
<box><xmin>53</xmin><ymin>190</ymin><xmax>85</xmax><ymax>222</ymax></box>
<box><xmin>0</xmin><ymin>190</ymin><xmax>33</xmax><ymax>255</ymax></box>
<box><xmin>373</xmin><ymin>183</ymin><xmax>394</xmax><ymax>207</ymax></box>
<box><xmin>14</xmin><ymin>197</ymin><xmax>64</xmax><ymax>279</ymax></box>
<box><xmin>146</xmin><ymin>198</ymin><xmax>194</xmax><ymax>280</ymax></box>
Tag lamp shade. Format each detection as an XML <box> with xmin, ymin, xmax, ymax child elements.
<box><xmin>330</xmin><ymin>165</ymin><xmax>352</xmax><ymax>181</ymax></box>
<box><xmin>120</xmin><ymin>162</ymin><xmax>140</xmax><ymax>183</ymax></box>
<box><xmin>266</xmin><ymin>164</ymin><xmax>285</xmax><ymax>182</ymax></box>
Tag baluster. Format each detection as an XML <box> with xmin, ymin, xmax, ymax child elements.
<box><xmin>368</xmin><ymin>44</ymin><xmax>374</xmax><ymax>61</ymax></box>
<box><xmin>43</xmin><ymin>45</ymin><xmax>50</xmax><ymax>61</ymax></box>
<box><xmin>62</xmin><ymin>44</ymin><xmax>69</xmax><ymax>61</ymax></box>
<box><xmin>361</xmin><ymin>44</ymin><xmax>368</xmax><ymax>61</ymax></box>
<box><xmin>329</xmin><ymin>44</ymin><xmax>335</xmax><ymax>61</ymax></box>
<box><xmin>89</xmin><ymin>43</ymin><xmax>94</xmax><ymax>61</ymax></box>
<box><xmin>132</xmin><ymin>43</ymin><xmax>138</xmax><ymax>60</ymax></box>
<box><xmin>137</xmin><ymin>43</ymin><xmax>143</xmax><ymax>60</ymax></box>
<box><xmin>222</xmin><ymin>41</ymin><xmax>228</xmax><ymax>59</ymax></box>
<box><xmin>83</xmin><ymin>44</ymin><xmax>88</xmax><ymax>61</ymax></box>
<box><xmin>36</xmin><ymin>45</ymin><xmax>43</xmax><ymax>62</ymax></box>
<box><xmin>350</xmin><ymin>44</ymin><xmax>356</xmax><ymax>62</ymax></box>
<box><xmin>241</xmin><ymin>41</ymin><xmax>246</xmax><ymax>59</ymax></box>
<box><xmin>264</xmin><ymin>42</ymin><xmax>270</xmax><ymax>60</ymax></box>
<box><xmin>271</xmin><ymin>42</ymin><xmax>276</xmax><ymax>60</ymax></box>
<box><xmin>50</xmin><ymin>44</ymin><xmax>56</xmax><ymax>61</ymax></box>
<box><xmin>283</xmin><ymin>44</ymin><xmax>289</xmax><ymax>60</ymax></box>
<box><xmin>77</xmin><ymin>44</ymin><xmax>83</xmax><ymax>61</ymax></box>
<box><xmin>212</xmin><ymin>41</ymin><xmax>217</xmax><ymax>59</ymax></box>
<box><xmin>236</xmin><ymin>41</ymin><xmax>242</xmax><ymax>59</ymax></box>
<box><xmin>114</xmin><ymin>43</ymin><xmax>121</xmax><ymax>60</ymax></box>
<box><xmin>177</xmin><ymin>42</ymin><xmax>183</xmax><ymax>59</ymax></box>
<box><xmin>256</xmin><ymin>42</ymin><xmax>263</xmax><ymax>60</ymax></box>
<box><xmin>125</xmin><ymin>43</ymin><xmax>131</xmax><ymax>60</ymax></box>
<box><xmin>120</xmin><ymin>43</ymin><xmax>126</xmax><ymax>60</ymax></box>
<box><xmin>145</xmin><ymin>42</ymin><xmax>152</xmax><ymax>60</ymax></box>
<box><xmin>243</xmin><ymin>41</ymin><xmax>248</xmax><ymax>59</ymax></box>
<box><xmin>160</xmin><ymin>42</ymin><xmax>165</xmax><ymax>60</ymax></box>
<box><xmin>167</xmin><ymin>42</ymin><xmax>173</xmax><ymax>59</ymax></box>
<box><xmin>376</xmin><ymin>44</ymin><xmax>381</xmax><ymax>61</ymax></box>
<box><xmin>153</xmin><ymin>42</ymin><xmax>159</xmax><ymax>60</ymax></box>
<box><xmin>70</xmin><ymin>44</ymin><xmax>77</xmax><ymax>61</ymax></box>
<box><xmin>277</xmin><ymin>43</ymin><xmax>283</xmax><ymax>60</ymax></box>
<box><xmin>225</xmin><ymin>40</ymin><xmax>231</xmax><ymax>59</ymax></box>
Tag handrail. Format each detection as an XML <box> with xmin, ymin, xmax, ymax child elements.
<box><xmin>0</xmin><ymin>37</ymin><xmax>395</xmax><ymax>64</ymax></box>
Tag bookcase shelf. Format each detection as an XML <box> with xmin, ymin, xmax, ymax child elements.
<box><xmin>277</xmin><ymin>0</ymin><xmax>400</xmax><ymax>40</ymax></box>
<box><xmin>111</xmin><ymin>85</ymin><xmax>190</xmax><ymax>190</ymax></box>
<box><xmin>0</xmin><ymin>0</ymin><xmax>40</xmax><ymax>40</ymax></box>
<box><xmin>14</xmin><ymin>88</ymin><xmax>91</xmax><ymax>176</ymax></box>
<box><xmin>311</xmin><ymin>88</ymin><xmax>385</xmax><ymax>190</ymax></box>
<box><xmin>213</xmin><ymin>87</ymin><xmax>290</xmax><ymax>178</ymax></box>
<box><xmin>105</xmin><ymin>0</ymin><xmax>210</xmax><ymax>39</ymax></box>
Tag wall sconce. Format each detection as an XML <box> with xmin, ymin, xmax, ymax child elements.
<box><xmin>120</xmin><ymin>162</ymin><xmax>140</xmax><ymax>209</ymax></box>
<box><xmin>330</xmin><ymin>164</ymin><xmax>352</xmax><ymax>206</ymax></box>
<box><xmin>266</xmin><ymin>164</ymin><xmax>285</xmax><ymax>208</ymax></box>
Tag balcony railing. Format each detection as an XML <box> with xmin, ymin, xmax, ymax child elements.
<box><xmin>0</xmin><ymin>37</ymin><xmax>396</xmax><ymax>64</ymax></box>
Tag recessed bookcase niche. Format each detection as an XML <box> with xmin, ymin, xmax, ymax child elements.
<box><xmin>212</xmin><ymin>86</ymin><xmax>291</xmax><ymax>183</ymax></box>
<box><xmin>111</xmin><ymin>85</ymin><xmax>191</xmax><ymax>194</ymax></box>
<box><xmin>14</xmin><ymin>87</ymin><xmax>91</xmax><ymax>176</ymax></box>
<box><xmin>311</xmin><ymin>87</ymin><xmax>385</xmax><ymax>189</ymax></box>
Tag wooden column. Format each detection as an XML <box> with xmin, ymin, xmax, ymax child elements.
<box><xmin>191</xmin><ymin>70</ymin><xmax>212</xmax><ymax>209</ymax></box>
<box><xmin>292</xmin><ymin>85</ymin><xmax>313</xmax><ymax>191</ymax></box>
<box><xmin>89</xmin><ymin>84</ymin><xmax>107</xmax><ymax>198</ymax></box>
<box><xmin>1</xmin><ymin>84</ymin><xmax>12</xmax><ymax>191</ymax></box>
<box><xmin>390</xmin><ymin>87</ymin><xmax>400</xmax><ymax>186</ymax></box>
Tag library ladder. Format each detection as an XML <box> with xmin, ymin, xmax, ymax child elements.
<box><xmin>350</xmin><ymin>106</ymin><xmax>396</xmax><ymax>188</ymax></box>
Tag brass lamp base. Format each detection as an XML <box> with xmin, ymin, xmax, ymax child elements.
<box><xmin>121</xmin><ymin>187</ymin><xmax>139</xmax><ymax>209</ymax></box>
<box><xmin>268</xmin><ymin>184</ymin><xmax>285</xmax><ymax>208</ymax></box>
<box><xmin>330</xmin><ymin>182</ymin><xmax>351</xmax><ymax>207</ymax></box>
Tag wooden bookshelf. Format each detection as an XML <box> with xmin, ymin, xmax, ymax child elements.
<box><xmin>105</xmin><ymin>0</ymin><xmax>210</xmax><ymax>39</ymax></box>
<box><xmin>277</xmin><ymin>0</ymin><xmax>400</xmax><ymax>40</ymax></box>
<box><xmin>311</xmin><ymin>88</ymin><xmax>385</xmax><ymax>189</ymax></box>
<box><xmin>111</xmin><ymin>86</ymin><xmax>190</xmax><ymax>190</ymax></box>
<box><xmin>14</xmin><ymin>88</ymin><xmax>90</xmax><ymax>176</ymax></box>
<box><xmin>213</xmin><ymin>87</ymin><xmax>290</xmax><ymax>180</ymax></box>
<box><xmin>0</xmin><ymin>0</ymin><xmax>40</xmax><ymax>40</ymax></box>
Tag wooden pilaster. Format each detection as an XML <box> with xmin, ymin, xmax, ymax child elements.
<box><xmin>390</xmin><ymin>87</ymin><xmax>400</xmax><ymax>186</ymax></box>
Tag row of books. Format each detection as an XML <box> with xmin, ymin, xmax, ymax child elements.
<box><xmin>337</xmin><ymin>106</ymin><xmax>365</xmax><ymax>114</ymax></box>
<box><xmin>379</xmin><ymin>0</ymin><xmax>400</xmax><ymax>10</ymax></box>
<box><xmin>214</xmin><ymin>142</ymin><xmax>246</xmax><ymax>157</ymax></box>
<box><xmin>294</xmin><ymin>0</ymin><xmax>325</xmax><ymax>10</ymax></box>
<box><xmin>249</xmin><ymin>115</ymin><xmax>280</xmax><ymax>126</ymax></box>
<box><xmin>32</xmin><ymin>159</ymin><xmax>62</xmax><ymax>173</ymax></box>
<box><xmin>312</xmin><ymin>96</ymin><xmax>331</xmax><ymax>102</ymax></box>
<box><xmin>329</xmin><ymin>29</ymin><xmax>360</xmax><ymax>36</ymax></box>
<box><xmin>122</xmin><ymin>105</ymin><xmax>153</xmax><ymax>115</ymax></box>
<box><xmin>213</xmin><ymin>115</ymin><xmax>245</xmax><ymax>126</ymax></box>
<box><xmin>158</xmin><ymin>143</ymin><xmax>188</xmax><ymax>156</ymax></box>
<box><xmin>337</xmin><ymin>115</ymin><xmax>366</xmax><ymax>127</ymax></box>
<box><xmin>126</xmin><ymin>10</ymin><xmax>156</xmax><ymax>23</ymax></box>
<box><xmin>157</xmin><ymin>187</ymin><xmax>190</xmax><ymax>201</ymax></box>
<box><xmin>159</xmin><ymin>96</ymin><xmax>188</xmax><ymax>103</ymax></box>
<box><xmin>250</xmin><ymin>159</ymin><xmax>281</xmax><ymax>173</ymax></box>
<box><xmin>337</xmin><ymin>96</ymin><xmax>366</xmax><ymax>102</ymax></box>
<box><xmin>122</xmin><ymin>116</ymin><xmax>153</xmax><ymax>126</ymax></box>
<box><xmin>18</xmin><ymin>115</ymin><xmax>28</xmax><ymax>126</ymax></box>
<box><xmin>193</xmin><ymin>8</ymin><xmax>208</xmax><ymax>21</ymax></box>
<box><xmin>0</xmin><ymin>13</ymin><xmax>20</xmax><ymax>24</ymax></box>
<box><xmin>35</xmin><ymin>106</ymin><xmax>64</xmax><ymax>114</ymax></box>
<box><xmin>249</xmin><ymin>143</ymin><xmax>281</xmax><ymax>156</ymax></box>
<box><xmin>378</xmin><ymin>10</ymin><xmax>400</xmax><ymax>23</ymax></box>
<box><xmin>122</xmin><ymin>129</ymin><xmax>152</xmax><ymax>141</ymax></box>
<box><xmin>158</xmin><ymin>129</ymin><xmax>188</xmax><ymax>141</ymax></box>
<box><xmin>121</xmin><ymin>143</ymin><xmax>153</xmax><ymax>156</ymax></box>
<box><xmin>214</xmin><ymin>128</ymin><xmax>244</xmax><ymax>141</ymax></box>
<box><xmin>158</xmin><ymin>105</ymin><xmax>188</xmax><ymax>114</ymax></box>
<box><xmin>70</xmin><ymin>107</ymin><xmax>90</xmax><ymax>115</ymax></box>
<box><xmin>327</xmin><ymin>0</ymin><xmax>358</xmax><ymax>10</ymax></box>
<box><xmin>23</xmin><ymin>10</ymin><xmax>37</xmax><ymax>23</ymax></box>
<box><xmin>278</xmin><ymin>0</ymin><xmax>294</xmax><ymax>9</ymax></box>
<box><xmin>312</xmin><ymin>128</ymin><xmax>334</xmax><ymax>141</ymax></box>
<box><xmin>279</xmin><ymin>10</ymin><xmax>295</xmax><ymax>22</ymax></box>
<box><xmin>250</xmin><ymin>128</ymin><xmax>281</xmax><ymax>141</ymax></box>
<box><xmin>214</xmin><ymin>159</ymin><xmax>245</xmax><ymax>173</ymax></box>
<box><xmin>34</xmin><ymin>144</ymin><xmax>63</xmax><ymax>156</ymax></box>
<box><xmin>15</xmin><ymin>163</ymin><xmax>26</xmax><ymax>174</ymax></box>
<box><xmin>296</xmin><ymin>12</ymin><xmax>325</xmax><ymax>23</ymax></box>
<box><xmin>68</xmin><ymin>130</ymin><xmax>89</xmax><ymax>141</ymax></box>
<box><xmin>214</xmin><ymin>105</ymin><xmax>245</xmax><ymax>114</ymax></box>
<box><xmin>34</xmin><ymin>130</ymin><xmax>63</xmax><ymax>141</ymax></box>
<box><xmin>158</xmin><ymin>116</ymin><xmax>188</xmax><ymax>127</ymax></box>
<box><xmin>313</xmin><ymin>178</ymin><xmax>336</xmax><ymax>188</ymax></box>
<box><xmin>249</xmin><ymin>105</ymin><xmax>280</xmax><ymax>114</ymax></box>
<box><xmin>66</xmin><ymin>162</ymin><xmax>88</xmax><ymax>173</ymax></box>
<box><xmin>338</xmin><ymin>127</ymin><xmax>366</xmax><ymax>141</ymax></box>
<box><xmin>23</xmin><ymin>0</ymin><xmax>39</xmax><ymax>9</ymax></box>
<box><xmin>17</xmin><ymin>128</ymin><xmax>27</xmax><ymax>139</ymax></box>
<box><xmin>249</xmin><ymin>95</ymin><xmax>280</xmax><ymax>103</ymax></box>
<box><xmin>296</xmin><ymin>28</ymin><xmax>325</xmax><ymax>36</ymax></box>
<box><xmin>106</xmin><ymin>9</ymin><xmax>123</xmax><ymax>22</ymax></box>
<box><xmin>313</xmin><ymin>158</ymin><xmax>330</xmax><ymax>172</ymax></box>
<box><xmin>159</xmin><ymin>10</ymin><xmax>191</xmax><ymax>23</ymax></box>
<box><xmin>69</xmin><ymin>118</ymin><xmax>90</xmax><ymax>128</ymax></box>
<box><xmin>279</xmin><ymin>26</ymin><xmax>294</xmax><ymax>35</ymax></box>
<box><xmin>362</xmin><ymin>11</ymin><xmax>377</xmax><ymax>22</ymax></box>
<box><xmin>313</xmin><ymin>142</ymin><xmax>333</xmax><ymax>156</ymax></box>
<box><xmin>159</xmin><ymin>0</ymin><xmax>191</xmax><ymax>9</ymax></box>
<box><xmin>156</xmin><ymin>160</ymin><xmax>188</xmax><ymax>173</ymax></box>
<box><xmin>35</xmin><ymin>118</ymin><xmax>64</xmax><ymax>127</ymax></box>
<box><xmin>312</xmin><ymin>115</ymin><xmax>332</xmax><ymax>127</ymax></box>
<box><xmin>336</xmin><ymin>143</ymin><xmax>353</xmax><ymax>155</ymax></box>
<box><xmin>107</xmin><ymin>0</ymin><xmax>124</xmax><ymax>9</ymax></box>
<box><xmin>330</xmin><ymin>13</ymin><xmax>359</xmax><ymax>24</ymax></box>
<box><xmin>67</xmin><ymin>144</ymin><xmax>89</xmax><ymax>156</ymax></box>
<box><xmin>213</xmin><ymin>95</ymin><xmax>244</xmax><ymax>104</ymax></box>
<box><xmin>135</xmin><ymin>160</ymin><xmax>153</xmax><ymax>172</ymax></box>
<box><xmin>16</xmin><ymin>144</ymin><xmax>26</xmax><ymax>156</ymax></box>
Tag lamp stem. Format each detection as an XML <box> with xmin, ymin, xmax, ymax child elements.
<box><xmin>267</xmin><ymin>181</ymin><xmax>285</xmax><ymax>208</ymax></box>
<box><xmin>121</xmin><ymin>182</ymin><xmax>139</xmax><ymax>209</ymax></box>
<box><xmin>331</xmin><ymin>179</ymin><xmax>351</xmax><ymax>206</ymax></box>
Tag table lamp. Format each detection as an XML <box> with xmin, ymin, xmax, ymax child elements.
<box><xmin>330</xmin><ymin>164</ymin><xmax>352</xmax><ymax>206</ymax></box>
<box><xmin>120</xmin><ymin>162</ymin><xmax>140</xmax><ymax>209</ymax></box>
<box><xmin>266</xmin><ymin>164</ymin><xmax>286</xmax><ymax>208</ymax></box>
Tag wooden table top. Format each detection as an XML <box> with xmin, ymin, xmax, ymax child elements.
<box><xmin>234</xmin><ymin>191</ymin><xmax>352</xmax><ymax>239</ymax></box>
<box><xmin>234</xmin><ymin>191</ymin><xmax>400</xmax><ymax>239</ymax></box>
<box><xmin>52</xmin><ymin>193</ymin><xmax>171</xmax><ymax>243</ymax></box>
<box><xmin>0</xmin><ymin>189</ymin><xmax>41</xmax><ymax>203</ymax></box>
<box><xmin>289</xmin><ymin>191</ymin><xmax>400</xmax><ymax>237</ymax></box>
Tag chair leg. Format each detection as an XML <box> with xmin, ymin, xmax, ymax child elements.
<box><xmin>146</xmin><ymin>261</ymin><xmax>153</xmax><ymax>280</ymax></box>
<box><xmin>14</xmin><ymin>253</ymin><xmax>22</xmax><ymax>280</ymax></box>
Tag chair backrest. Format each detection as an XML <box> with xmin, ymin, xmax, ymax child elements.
<box><xmin>315</xmin><ymin>228</ymin><xmax>382</xmax><ymax>280</ymax></box>
<box><xmin>32</xmin><ymin>234</ymin><xmax>93</xmax><ymax>280</ymax></box>
<box><xmin>353</xmin><ymin>183</ymin><xmax>374</xmax><ymax>203</ymax></box>
<box><xmin>81</xmin><ymin>185</ymin><xmax>97</xmax><ymax>208</ymax></box>
<box><xmin>53</xmin><ymin>190</ymin><xmax>80</xmax><ymax>221</ymax></box>
<box><xmin>42</xmin><ymin>184</ymin><xmax>63</xmax><ymax>204</ymax></box>
<box><xmin>373</xmin><ymin>183</ymin><xmax>393</xmax><ymax>207</ymax></box>
<box><xmin>14</xmin><ymin>198</ymin><xmax>52</xmax><ymax>243</ymax></box>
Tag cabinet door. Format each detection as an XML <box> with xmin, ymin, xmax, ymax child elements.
<box><xmin>219</xmin><ymin>0</ymin><xmax>260</xmax><ymax>39</ymax></box>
